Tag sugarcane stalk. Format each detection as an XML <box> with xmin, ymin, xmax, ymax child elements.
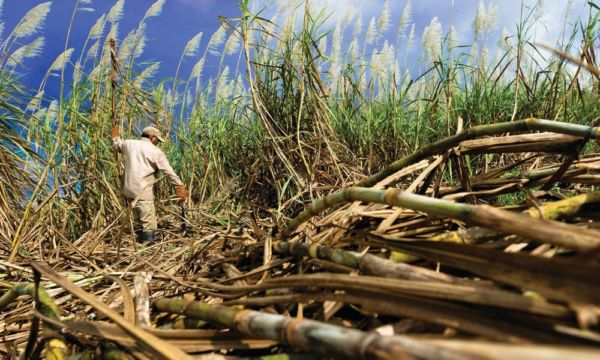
<box><xmin>223</xmin><ymin>291</ymin><xmax>569</xmax><ymax>343</ymax></box>
<box><xmin>366</xmin><ymin>239</ymin><xmax>600</xmax><ymax>304</ymax></box>
<box><xmin>358</xmin><ymin>118</ymin><xmax>600</xmax><ymax>188</ymax></box>
<box><xmin>282</xmin><ymin>187</ymin><xmax>600</xmax><ymax>251</ymax></box>
<box><xmin>431</xmin><ymin>190</ymin><xmax>600</xmax><ymax>244</ymax></box>
<box><xmin>0</xmin><ymin>282</ymin><xmax>67</xmax><ymax>359</ymax></box>
<box><xmin>273</xmin><ymin>241</ymin><xmax>485</xmax><ymax>287</ymax></box>
<box><xmin>153</xmin><ymin>298</ymin><xmax>478</xmax><ymax>360</ymax></box>
<box><xmin>258</xmin><ymin>273</ymin><xmax>568</xmax><ymax>316</ymax></box>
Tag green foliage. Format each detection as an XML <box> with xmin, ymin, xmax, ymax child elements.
<box><xmin>3</xmin><ymin>0</ymin><xmax>600</xmax><ymax>249</ymax></box>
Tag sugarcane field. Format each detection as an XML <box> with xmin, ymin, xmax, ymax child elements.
<box><xmin>3</xmin><ymin>0</ymin><xmax>600</xmax><ymax>359</ymax></box>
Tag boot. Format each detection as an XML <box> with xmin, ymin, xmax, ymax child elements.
<box><xmin>139</xmin><ymin>230</ymin><xmax>154</xmax><ymax>242</ymax></box>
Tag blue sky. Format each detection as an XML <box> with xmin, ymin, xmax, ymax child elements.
<box><xmin>3</xmin><ymin>0</ymin><xmax>591</xmax><ymax>96</ymax></box>
<box><xmin>5</xmin><ymin>0</ymin><xmax>240</xmax><ymax>91</ymax></box>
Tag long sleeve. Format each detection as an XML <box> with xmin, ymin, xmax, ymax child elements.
<box><xmin>155</xmin><ymin>151</ymin><xmax>184</xmax><ymax>187</ymax></box>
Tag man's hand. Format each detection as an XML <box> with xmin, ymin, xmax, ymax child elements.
<box><xmin>176</xmin><ymin>185</ymin><xmax>189</xmax><ymax>201</ymax></box>
<box><xmin>111</xmin><ymin>126</ymin><xmax>120</xmax><ymax>139</ymax></box>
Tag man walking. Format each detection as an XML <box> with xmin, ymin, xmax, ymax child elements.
<box><xmin>111</xmin><ymin>125</ymin><xmax>188</xmax><ymax>242</ymax></box>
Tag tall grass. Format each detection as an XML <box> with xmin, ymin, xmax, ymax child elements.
<box><xmin>2</xmin><ymin>0</ymin><xmax>600</xmax><ymax>253</ymax></box>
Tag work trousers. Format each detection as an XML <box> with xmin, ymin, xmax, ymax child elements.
<box><xmin>127</xmin><ymin>198</ymin><xmax>157</xmax><ymax>231</ymax></box>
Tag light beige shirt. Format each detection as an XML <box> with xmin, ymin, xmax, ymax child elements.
<box><xmin>112</xmin><ymin>136</ymin><xmax>183</xmax><ymax>201</ymax></box>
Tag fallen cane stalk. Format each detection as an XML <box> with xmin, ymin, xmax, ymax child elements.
<box><xmin>282</xmin><ymin>188</ymin><xmax>600</xmax><ymax>251</ymax></box>
<box><xmin>153</xmin><ymin>298</ymin><xmax>482</xmax><ymax>360</ymax></box>
<box><xmin>357</xmin><ymin>118</ymin><xmax>600</xmax><ymax>188</ymax></box>
<box><xmin>262</xmin><ymin>191</ymin><xmax>600</xmax><ymax>289</ymax></box>
<box><xmin>273</xmin><ymin>241</ymin><xmax>489</xmax><ymax>287</ymax></box>
<box><xmin>389</xmin><ymin>190</ymin><xmax>600</xmax><ymax>262</ymax></box>
<box><xmin>430</xmin><ymin>190</ymin><xmax>600</xmax><ymax>244</ymax></box>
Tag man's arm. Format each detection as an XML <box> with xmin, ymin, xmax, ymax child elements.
<box><xmin>111</xmin><ymin>126</ymin><xmax>124</xmax><ymax>152</ymax></box>
<box><xmin>155</xmin><ymin>151</ymin><xmax>187</xmax><ymax>200</ymax></box>
<box><xmin>155</xmin><ymin>152</ymin><xmax>184</xmax><ymax>186</ymax></box>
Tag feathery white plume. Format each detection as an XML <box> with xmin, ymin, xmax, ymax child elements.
<box><xmin>317</xmin><ymin>35</ymin><xmax>327</xmax><ymax>55</ymax></box>
<box><xmin>107</xmin><ymin>22</ymin><xmax>119</xmax><ymax>42</ymax></box>
<box><xmin>190</xmin><ymin>57</ymin><xmax>205</xmax><ymax>79</ymax></box>
<box><xmin>107</xmin><ymin>0</ymin><xmax>125</xmax><ymax>22</ymax></box>
<box><xmin>6</xmin><ymin>36</ymin><xmax>45</xmax><ymax>67</ymax></box>
<box><xmin>72</xmin><ymin>62</ymin><xmax>83</xmax><ymax>86</ymax></box>
<box><xmin>205</xmin><ymin>77</ymin><xmax>215</xmax><ymax>97</ymax></box>
<box><xmin>78</xmin><ymin>7</ymin><xmax>95</xmax><ymax>12</ymax></box>
<box><xmin>371</xmin><ymin>40</ymin><xmax>394</xmax><ymax>77</ymax></box>
<box><xmin>224</xmin><ymin>31</ymin><xmax>240</xmax><ymax>55</ymax></box>
<box><xmin>88</xmin><ymin>13</ymin><xmax>105</xmax><ymax>39</ymax></box>
<box><xmin>118</xmin><ymin>29</ymin><xmax>137</xmax><ymax>61</ymax></box>
<box><xmin>480</xmin><ymin>46</ymin><xmax>489</xmax><ymax>68</ymax></box>
<box><xmin>406</xmin><ymin>23</ymin><xmax>415</xmax><ymax>52</ymax></box>
<box><xmin>116</xmin><ymin>25</ymin><xmax>145</xmax><ymax>62</ymax></box>
<box><xmin>88</xmin><ymin>62</ymin><xmax>106</xmax><ymax>79</ymax></box>
<box><xmin>383</xmin><ymin>41</ymin><xmax>395</xmax><ymax>69</ymax></box>
<box><xmin>366</xmin><ymin>17</ymin><xmax>377</xmax><ymax>45</ymax></box>
<box><xmin>216</xmin><ymin>65</ymin><xmax>230</xmax><ymax>100</ymax></box>
<box><xmin>86</xmin><ymin>39</ymin><xmax>100</xmax><ymax>60</ymax></box>
<box><xmin>134</xmin><ymin>29</ymin><xmax>146</xmax><ymax>58</ymax></box>
<box><xmin>472</xmin><ymin>0</ymin><xmax>485</xmax><ymax>37</ymax></box>
<box><xmin>0</xmin><ymin>0</ymin><xmax>4</xmax><ymax>17</ymax></box>
<box><xmin>0</xmin><ymin>22</ymin><xmax>4</xmax><ymax>42</ymax></box>
<box><xmin>330</xmin><ymin>22</ymin><xmax>343</xmax><ymax>65</ymax></box>
<box><xmin>183</xmin><ymin>32</ymin><xmax>203</xmax><ymax>57</ymax></box>
<box><xmin>448</xmin><ymin>25</ymin><xmax>457</xmax><ymax>49</ymax></box>
<box><xmin>483</xmin><ymin>3</ymin><xmax>498</xmax><ymax>33</ymax></box>
<box><xmin>144</xmin><ymin>0</ymin><xmax>165</xmax><ymax>19</ymax></box>
<box><xmin>341</xmin><ymin>5</ymin><xmax>356</xmax><ymax>28</ymax></box>
<box><xmin>498</xmin><ymin>27</ymin><xmax>512</xmax><ymax>51</ymax></box>
<box><xmin>398</xmin><ymin>0</ymin><xmax>412</xmax><ymax>38</ymax></box>
<box><xmin>163</xmin><ymin>88</ymin><xmax>174</xmax><ymax>108</ymax></box>
<box><xmin>207</xmin><ymin>25</ymin><xmax>226</xmax><ymax>55</ymax></box>
<box><xmin>80</xmin><ymin>0</ymin><xmax>93</xmax><ymax>4</ymax></box>
<box><xmin>328</xmin><ymin>62</ymin><xmax>342</xmax><ymax>93</ymax></box>
<box><xmin>280</xmin><ymin>13</ymin><xmax>294</xmax><ymax>41</ymax></box>
<box><xmin>134</xmin><ymin>62</ymin><xmax>160</xmax><ymax>87</ymax></box>
<box><xmin>98</xmin><ymin>40</ymin><xmax>112</xmax><ymax>67</ymax></box>
<box><xmin>358</xmin><ymin>59</ymin><xmax>367</xmax><ymax>92</ymax></box>
<box><xmin>370</xmin><ymin>49</ymin><xmax>383</xmax><ymax>76</ymax></box>
<box><xmin>472</xmin><ymin>0</ymin><xmax>498</xmax><ymax>38</ymax></box>
<box><xmin>47</xmin><ymin>100</ymin><xmax>58</xmax><ymax>124</ymax></box>
<box><xmin>378</xmin><ymin>0</ymin><xmax>391</xmax><ymax>33</ymax></box>
<box><xmin>232</xmin><ymin>74</ymin><xmax>245</xmax><ymax>98</ymax></box>
<box><xmin>468</xmin><ymin>41</ymin><xmax>479</xmax><ymax>66</ymax></box>
<box><xmin>263</xmin><ymin>14</ymin><xmax>277</xmax><ymax>41</ymax></box>
<box><xmin>185</xmin><ymin>88</ymin><xmax>193</xmax><ymax>107</ymax></box>
<box><xmin>49</xmin><ymin>48</ymin><xmax>74</xmax><ymax>72</ymax></box>
<box><xmin>348</xmin><ymin>38</ymin><xmax>359</xmax><ymax>59</ymax></box>
<box><xmin>32</xmin><ymin>108</ymin><xmax>47</xmax><ymax>124</ymax></box>
<box><xmin>27</xmin><ymin>91</ymin><xmax>44</xmax><ymax>111</ymax></box>
<box><xmin>353</xmin><ymin>16</ymin><xmax>362</xmax><ymax>39</ymax></box>
<box><xmin>13</xmin><ymin>2</ymin><xmax>52</xmax><ymax>38</ymax></box>
<box><xmin>422</xmin><ymin>17</ymin><xmax>442</xmax><ymax>62</ymax></box>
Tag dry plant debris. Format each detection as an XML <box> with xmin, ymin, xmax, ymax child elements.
<box><xmin>2</xmin><ymin>123</ymin><xmax>600</xmax><ymax>359</ymax></box>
